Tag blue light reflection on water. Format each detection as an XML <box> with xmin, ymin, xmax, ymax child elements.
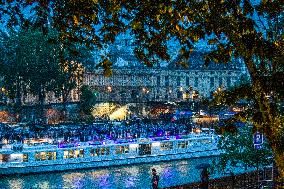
<box><xmin>0</xmin><ymin>157</ymin><xmax>213</xmax><ymax>189</ymax></box>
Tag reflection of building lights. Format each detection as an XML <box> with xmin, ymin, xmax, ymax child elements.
<box><xmin>152</xmin><ymin>142</ymin><xmax>160</xmax><ymax>147</ymax></box>
<box><xmin>169</xmin><ymin>90</ymin><xmax>172</xmax><ymax>93</ymax></box>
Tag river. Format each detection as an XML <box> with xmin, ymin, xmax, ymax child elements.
<box><xmin>0</xmin><ymin>156</ymin><xmax>248</xmax><ymax>189</ymax></box>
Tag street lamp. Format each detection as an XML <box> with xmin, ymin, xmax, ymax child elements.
<box><xmin>107</xmin><ymin>86</ymin><xmax>112</xmax><ymax>118</ymax></box>
<box><xmin>107</xmin><ymin>86</ymin><xmax>112</xmax><ymax>93</ymax></box>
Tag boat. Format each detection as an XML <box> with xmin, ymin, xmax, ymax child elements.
<box><xmin>0</xmin><ymin>134</ymin><xmax>221</xmax><ymax>175</ymax></box>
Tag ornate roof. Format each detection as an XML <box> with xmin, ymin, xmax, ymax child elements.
<box><xmin>106</xmin><ymin>37</ymin><xmax>244</xmax><ymax>71</ymax></box>
<box><xmin>168</xmin><ymin>51</ymin><xmax>243</xmax><ymax>70</ymax></box>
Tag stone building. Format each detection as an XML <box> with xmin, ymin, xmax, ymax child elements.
<box><xmin>0</xmin><ymin>35</ymin><xmax>245</xmax><ymax>106</ymax></box>
<box><xmin>85</xmin><ymin>51</ymin><xmax>245</xmax><ymax>103</ymax></box>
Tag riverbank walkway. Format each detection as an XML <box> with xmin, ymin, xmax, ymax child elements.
<box><xmin>164</xmin><ymin>170</ymin><xmax>283</xmax><ymax>189</ymax></box>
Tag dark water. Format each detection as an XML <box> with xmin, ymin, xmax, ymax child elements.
<box><xmin>0</xmin><ymin>157</ymin><xmax>226</xmax><ymax>189</ymax></box>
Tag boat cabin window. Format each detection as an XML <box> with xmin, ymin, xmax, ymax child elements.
<box><xmin>90</xmin><ymin>148</ymin><xmax>110</xmax><ymax>156</ymax></box>
<box><xmin>200</xmin><ymin>139</ymin><xmax>212</xmax><ymax>144</ymax></box>
<box><xmin>160</xmin><ymin>142</ymin><xmax>173</xmax><ymax>151</ymax></box>
<box><xmin>138</xmin><ymin>144</ymin><xmax>151</xmax><ymax>156</ymax></box>
<box><xmin>187</xmin><ymin>140</ymin><xmax>195</xmax><ymax>147</ymax></box>
<box><xmin>63</xmin><ymin>149</ymin><xmax>84</xmax><ymax>159</ymax></box>
<box><xmin>35</xmin><ymin>152</ymin><xmax>56</xmax><ymax>161</ymax></box>
<box><xmin>0</xmin><ymin>154</ymin><xmax>28</xmax><ymax>163</ymax></box>
<box><xmin>115</xmin><ymin>145</ymin><xmax>129</xmax><ymax>155</ymax></box>
<box><xmin>0</xmin><ymin>154</ymin><xmax>8</xmax><ymax>163</ymax></box>
<box><xmin>178</xmin><ymin>141</ymin><xmax>189</xmax><ymax>148</ymax></box>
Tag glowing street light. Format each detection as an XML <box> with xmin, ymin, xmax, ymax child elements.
<box><xmin>107</xmin><ymin>86</ymin><xmax>112</xmax><ymax>92</ymax></box>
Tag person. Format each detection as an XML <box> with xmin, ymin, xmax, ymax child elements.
<box><xmin>200</xmin><ymin>167</ymin><xmax>209</xmax><ymax>189</ymax></box>
<box><xmin>151</xmin><ymin>168</ymin><xmax>159</xmax><ymax>189</ymax></box>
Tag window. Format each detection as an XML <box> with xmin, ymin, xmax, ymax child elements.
<box><xmin>227</xmin><ymin>77</ymin><xmax>231</xmax><ymax>87</ymax></box>
<box><xmin>35</xmin><ymin>152</ymin><xmax>56</xmax><ymax>161</ymax></box>
<box><xmin>177</xmin><ymin>91</ymin><xmax>182</xmax><ymax>99</ymax></box>
<box><xmin>176</xmin><ymin>76</ymin><xmax>181</xmax><ymax>86</ymax></box>
<box><xmin>157</xmin><ymin>76</ymin><xmax>160</xmax><ymax>86</ymax></box>
<box><xmin>194</xmin><ymin>77</ymin><xmax>198</xmax><ymax>87</ymax></box>
<box><xmin>165</xmin><ymin>76</ymin><xmax>169</xmax><ymax>86</ymax></box>
<box><xmin>47</xmin><ymin>152</ymin><xmax>56</xmax><ymax>160</ymax></box>
<box><xmin>23</xmin><ymin>154</ymin><xmax>28</xmax><ymax>162</ymax></box>
<box><xmin>131</xmin><ymin>75</ymin><xmax>135</xmax><ymax>86</ymax></box>
<box><xmin>116</xmin><ymin>145</ymin><xmax>129</xmax><ymax>154</ymax></box>
<box><xmin>7</xmin><ymin>154</ymin><xmax>28</xmax><ymax>163</ymax></box>
<box><xmin>210</xmin><ymin>77</ymin><xmax>214</xmax><ymax>88</ymax></box>
<box><xmin>90</xmin><ymin>148</ymin><xmax>110</xmax><ymax>156</ymax></box>
<box><xmin>63</xmin><ymin>149</ymin><xmax>84</xmax><ymax>159</ymax></box>
<box><xmin>186</xmin><ymin>77</ymin><xmax>189</xmax><ymax>86</ymax></box>
<box><xmin>200</xmin><ymin>139</ymin><xmax>212</xmax><ymax>144</ymax></box>
<box><xmin>165</xmin><ymin>94</ymin><xmax>168</xmax><ymax>100</ymax></box>
<box><xmin>178</xmin><ymin>141</ymin><xmax>188</xmax><ymax>149</ymax></box>
<box><xmin>35</xmin><ymin>152</ymin><xmax>46</xmax><ymax>161</ymax></box>
<box><xmin>219</xmin><ymin>77</ymin><xmax>223</xmax><ymax>86</ymax></box>
<box><xmin>101</xmin><ymin>148</ymin><xmax>110</xmax><ymax>155</ymax></box>
<box><xmin>186</xmin><ymin>140</ymin><xmax>195</xmax><ymax>147</ymax></box>
<box><xmin>160</xmin><ymin>142</ymin><xmax>173</xmax><ymax>151</ymax></box>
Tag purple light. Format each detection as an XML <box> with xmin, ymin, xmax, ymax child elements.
<box><xmin>176</xmin><ymin>135</ymin><xmax>181</xmax><ymax>139</ymax></box>
<box><xmin>157</xmin><ymin>131</ymin><xmax>163</xmax><ymax>137</ymax></box>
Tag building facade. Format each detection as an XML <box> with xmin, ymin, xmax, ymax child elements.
<box><xmin>85</xmin><ymin>63</ymin><xmax>244</xmax><ymax>103</ymax></box>
<box><xmin>85</xmin><ymin>36</ymin><xmax>245</xmax><ymax>103</ymax></box>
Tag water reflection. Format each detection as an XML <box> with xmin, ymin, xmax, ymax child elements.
<box><xmin>0</xmin><ymin>157</ymin><xmax>214</xmax><ymax>189</ymax></box>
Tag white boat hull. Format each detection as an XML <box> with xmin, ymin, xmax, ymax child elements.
<box><xmin>0</xmin><ymin>149</ymin><xmax>221</xmax><ymax>175</ymax></box>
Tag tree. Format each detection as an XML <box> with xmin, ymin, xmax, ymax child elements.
<box><xmin>2</xmin><ymin>0</ymin><xmax>284</xmax><ymax>182</ymax></box>
<box><xmin>0</xmin><ymin>27</ymin><xmax>87</xmax><ymax>121</ymax></box>
<box><xmin>0</xmin><ymin>28</ymin><xmax>60</xmax><ymax>120</ymax></box>
<box><xmin>79</xmin><ymin>85</ymin><xmax>97</xmax><ymax>115</ymax></box>
<box><xmin>214</xmin><ymin>126</ymin><xmax>273</xmax><ymax>175</ymax></box>
<box><xmin>54</xmin><ymin>60</ymin><xmax>85</xmax><ymax>119</ymax></box>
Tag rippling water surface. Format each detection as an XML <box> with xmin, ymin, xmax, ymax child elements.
<box><xmin>0</xmin><ymin>157</ymin><xmax>217</xmax><ymax>189</ymax></box>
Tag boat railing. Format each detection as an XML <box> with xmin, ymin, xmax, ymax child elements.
<box><xmin>12</xmin><ymin>143</ymin><xmax>23</xmax><ymax>151</ymax></box>
<box><xmin>24</xmin><ymin>144</ymin><xmax>58</xmax><ymax>150</ymax></box>
<box><xmin>0</xmin><ymin>144</ymin><xmax>12</xmax><ymax>149</ymax></box>
<box><xmin>0</xmin><ymin>133</ymin><xmax>218</xmax><ymax>152</ymax></box>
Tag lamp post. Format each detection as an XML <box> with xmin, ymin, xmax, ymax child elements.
<box><xmin>179</xmin><ymin>86</ymin><xmax>183</xmax><ymax>102</ymax></box>
<box><xmin>107</xmin><ymin>86</ymin><xmax>112</xmax><ymax>118</ymax></box>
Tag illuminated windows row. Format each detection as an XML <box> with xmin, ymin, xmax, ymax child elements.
<box><xmin>35</xmin><ymin>152</ymin><xmax>56</xmax><ymax>161</ymax></box>
<box><xmin>177</xmin><ymin>139</ymin><xmax>212</xmax><ymax>149</ymax></box>
<box><xmin>160</xmin><ymin>142</ymin><xmax>173</xmax><ymax>151</ymax></box>
<box><xmin>90</xmin><ymin>148</ymin><xmax>110</xmax><ymax>156</ymax></box>
<box><xmin>63</xmin><ymin>149</ymin><xmax>84</xmax><ymax>159</ymax></box>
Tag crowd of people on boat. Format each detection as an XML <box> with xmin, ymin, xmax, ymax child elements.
<box><xmin>0</xmin><ymin>119</ymin><xmax>209</xmax><ymax>145</ymax></box>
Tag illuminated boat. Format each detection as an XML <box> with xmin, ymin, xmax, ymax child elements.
<box><xmin>0</xmin><ymin>134</ymin><xmax>221</xmax><ymax>175</ymax></box>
